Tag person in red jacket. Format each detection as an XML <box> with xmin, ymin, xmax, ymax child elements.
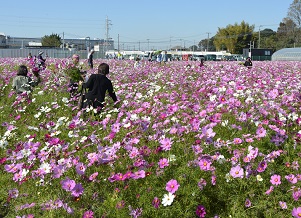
<box><xmin>83</xmin><ymin>63</ymin><xmax>117</xmax><ymax>112</ymax></box>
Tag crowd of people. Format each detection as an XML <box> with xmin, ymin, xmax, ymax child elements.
<box><xmin>12</xmin><ymin>51</ymin><xmax>253</xmax><ymax>118</ymax></box>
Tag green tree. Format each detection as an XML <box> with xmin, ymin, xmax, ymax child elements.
<box><xmin>198</xmin><ymin>37</ymin><xmax>216</xmax><ymax>51</ymax></box>
<box><xmin>41</xmin><ymin>33</ymin><xmax>62</xmax><ymax>47</ymax></box>
<box><xmin>276</xmin><ymin>18</ymin><xmax>296</xmax><ymax>48</ymax></box>
<box><xmin>213</xmin><ymin>21</ymin><xmax>254</xmax><ymax>54</ymax></box>
<box><xmin>253</xmin><ymin>28</ymin><xmax>277</xmax><ymax>50</ymax></box>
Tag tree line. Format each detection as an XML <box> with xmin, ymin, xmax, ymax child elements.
<box><xmin>197</xmin><ymin>0</ymin><xmax>301</xmax><ymax>54</ymax></box>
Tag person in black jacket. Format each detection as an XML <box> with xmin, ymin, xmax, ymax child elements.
<box><xmin>243</xmin><ymin>57</ymin><xmax>252</xmax><ymax>68</ymax></box>
<box><xmin>87</xmin><ymin>49</ymin><xmax>95</xmax><ymax>69</ymax></box>
<box><xmin>83</xmin><ymin>63</ymin><xmax>117</xmax><ymax>111</ymax></box>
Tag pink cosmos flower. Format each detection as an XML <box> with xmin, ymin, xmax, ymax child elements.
<box><xmin>158</xmin><ymin>158</ymin><xmax>169</xmax><ymax>169</ymax></box>
<box><xmin>270</xmin><ymin>174</ymin><xmax>281</xmax><ymax>186</ymax></box>
<box><xmin>256</xmin><ymin>127</ymin><xmax>266</xmax><ymax>138</ymax></box>
<box><xmin>89</xmin><ymin>172</ymin><xmax>98</xmax><ymax>182</ymax></box>
<box><xmin>292</xmin><ymin>207</ymin><xmax>301</xmax><ymax>218</ymax></box>
<box><xmin>233</xmin><ymin>138</ymin><xmax>243</xmax><ymax>144</ymax></box>
<box><xmin>165</xmin><ymin>179</ymin><xmax>180</xmax><ymax>194</ymax></box>
<box><xmin>211</xmin><ymin>175</ymin><xmax>216</xmax><ymax>185</ymax></box>
<box><xmin>230</xmin><ymin>165</ymin><xmax>244</xmax><ymax>178</ymax></box>
<box><xmin>71</xmin><ymin>183</ymin><xmax>84</xmax><ymax>197</ymax></box>
<box><xmin>75</xmin><ymin>162</ymin><xmax>86</xmax><ymax>175</ymax></box>
<box><xmin>265</xmin><ymin>186</ymin><xmax>274</xmax><ymax>195</ymax></box>
<box><xmin>198</xmin><ymin>158</ymin><xmax>212</xmax><ymax>171</ymax></box>
<box><xmin>285</xmin><ymin>174</ymin><xmax>298</xmax><ymax>184</ymax></box>
<box><xmin>61</xmin><ymin>178</ymin><xmax>76</xmax><ymax>191</ymax></box>
<box><xmin>268</xmin><ymin>88</ymin><xmax>279</xmax><ymax>99</ymax></box>
<box><xmin>245</xmin><ymin>198</ymin><xmax>251</xmax><ymax>207</ymax></box>
<box><xmin>160</xmin><ymin>138</ymin><xmax>173</xmax><ymax>151</ymax></box>
<box><xmin>131</xmin><ymin>170</ymin><xmax>146</xmax><ymax>180</ymax></box>
<box><xmin>279</xmin><ymin>201</ymin><xmax>287</xmax><ymax>209</ymax></box>
<box><xmin>8</xmin><ymin>188</ymin><xmax>19</xmax><ymax>198</ymax></box>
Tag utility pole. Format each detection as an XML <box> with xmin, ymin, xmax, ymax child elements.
<box><xmin>248</xmin><ymin>41</ymin><xmax>254</xmax><ymax>58</ymax></box>
<box><xmin>118</xmin><ymin>34</ymin><xmax>120</xmax><ymax>51</ymax></box>
<box><xmin>258</xmin><ymin>25</ymin><xmax>262</xmax><ymax>48</ymax></box>
<box><xmin>105</xmin><ymin>16</ymin><xmax>112</xmax><ymax>53</ymax></box>
<box><xmin>147</xmin><ymin>39</ymin><xmax>150</xmax><ymax>51</ymax></box>
<box><xmin>62</xmin><ymin>32</ymin><xmax>65</xmax><ymax>51</ymax></box>
<box><xmin>206</xmin><ymin>32</ymin><xmax>211</xmax><ymax>52</ymax></box>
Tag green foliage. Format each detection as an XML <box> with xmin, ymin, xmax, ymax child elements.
<box><xmin>41</xmin><ymin>33</ymin><xmax>62</xmax><ymax>47</ymax></box>
<box><xmin>214</xmin><ymin>21</ymin><xmax>254</xmax><ymax>53</ymax></box>
<box><xmin>65</xmin><ymin>66</ymin><xmax>83</xmax><ymax>82</ymax></box>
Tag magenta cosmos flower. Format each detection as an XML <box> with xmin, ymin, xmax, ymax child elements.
<box><xmin>165</xmin><ymin>179</ymin><xmax>180</xmax><ymax>194</ymax></box>
<box><xmin>82</xmin><ymin>210</ymin><xmax>94</xmax><ymax>218</ymax></box>
<box><xmin>196</xmin><ymin>204</ymin><xmax>206</xmax><ymax>217</ymax></box>
<box><xmin>270</xmin><ymin>174</ymin><xmax>281</xmax><ymax>186</ymax></box>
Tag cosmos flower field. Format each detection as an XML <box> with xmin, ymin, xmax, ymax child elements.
<box><xmin>1</xmin><ymin>58</ymin><xmax>301</xmax><ymax>217</ymax></box>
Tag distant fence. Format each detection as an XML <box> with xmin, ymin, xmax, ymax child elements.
<box><xmin>0</xmin><ymin>48</ymin><xmax>105</xmax><ymax>59</ymax></box>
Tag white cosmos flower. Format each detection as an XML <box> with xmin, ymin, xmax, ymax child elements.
<box><xmin>21</xmin><ymin>168</ymin><xmax>29</xmax><ymax>178</ymax></box>
<box><xmin>245</xmin><ymin>96</ymin><xmax>254</xmax><ymax>103</ymax></box>
<box><xmin>39</xmin><ymin>162</ymin><xmax>51</xmax><ymax>173</ymax></box>
<box><xmin>124</xmin><ymin>122</ymin><xmax>131</xmax><ymax>128</ymax></box>
<box><xmin>0</xmin><ymin>139</ymin><xmax>8</xmax><ymax>148</ymax></box>
<box><xmin>62</xmin><ymin>97</ymin><xmax>69</xmax><ymax>103</ymax></box>
<box><xmin>80</xmin><ymin>136</ymin><xmax>88</xmax><ymax>143</ymax></box>
<box><xmin>218</xmin><ymin>86</ymin><xmax>226</xmax><ymax>92</ymax></box>
<box><xmin>168</xmin><ymin>154</ymin><xmax>176</xmax><ymax>162</ymax></box>
<box><xmin>130</xmin><ymin>114</ymin><xmax>139</xmax><ymax>121</ymax></box>
<box><xmin>34</xmin><ymin>112</ymin><xmax>41</xmax><ymax>118</ymax></box>
<box><xmin>221</xmin><ymin>120</ymin><xmax>228</xmax><ymax>127</ymax></box>
<box><xmin>40</xmin><ymin>106</ymin><xmax>51</xmax><ymax>113</ymax></box>
<box><xmin>68</xmin><ymin>131</ymin><xmax>75</xmax><ymax>138</ymax></box>
<box><xmin>256</xmin><ymin>175</ymin><xmax>263</xmax><ymax>182</ymax></box>
<box><xmin>21</xmin><ymin>149</ymin><xmax>31</xmax><ymax>157</ymax></box>
<box><xmin>162</xmin><ymin>192</ymin><xmax>175</xmax><ymax>206</ymax></box>
<box><xmin>136</xmin><ymin>92</ymin><xmax>143</xmax><ymax>99</ymax></box>
<box><xmin>288</xmin><ymin>112</ymin><xmax>298</xmax><ymax>121</ymax></box>
<box><xmin>209</xmin><ymin>94</ymin><xmax>216</xmax><ymax>102</ymax></box>
<box><xmin>50</xmin><ymin>131</ymin><xmax>61</xmax><ymax>136</ymax></box>
<box><xmin>217</xmin><ymin>155</ymin><xmax>225</xmax><ymax>164</ymax></box>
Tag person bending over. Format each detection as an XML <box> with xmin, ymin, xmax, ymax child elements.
<box><xmin>83</xmin><ymin>63</ymin><xmax>117</xmax><ymax>112</ymax></box>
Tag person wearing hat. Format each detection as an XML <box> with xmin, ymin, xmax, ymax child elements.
<box><xmin>37</xmin><ymin>50</ymin><xmax>46</xmax><ymax>69</ymax></box>
<box><xmin>72</xmin><ymin>54</ymin><xmax>80</xmax><ymax>65</ymax></box>
<box><xmin>66</xmin><ymin>54</ymin><xmax>86</xmax><ymax>98</ymax></box>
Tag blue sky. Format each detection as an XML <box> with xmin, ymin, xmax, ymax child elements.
<box><xmin>1</xmin><ymin>0</ymin><xmax>292</xmax><ymax>50</ymax></box>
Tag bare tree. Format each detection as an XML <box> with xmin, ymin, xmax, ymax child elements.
<box><xmin>287</xmin><ymin>0</ymin><xmax>301</xmax><ymax>27</ymax></box>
